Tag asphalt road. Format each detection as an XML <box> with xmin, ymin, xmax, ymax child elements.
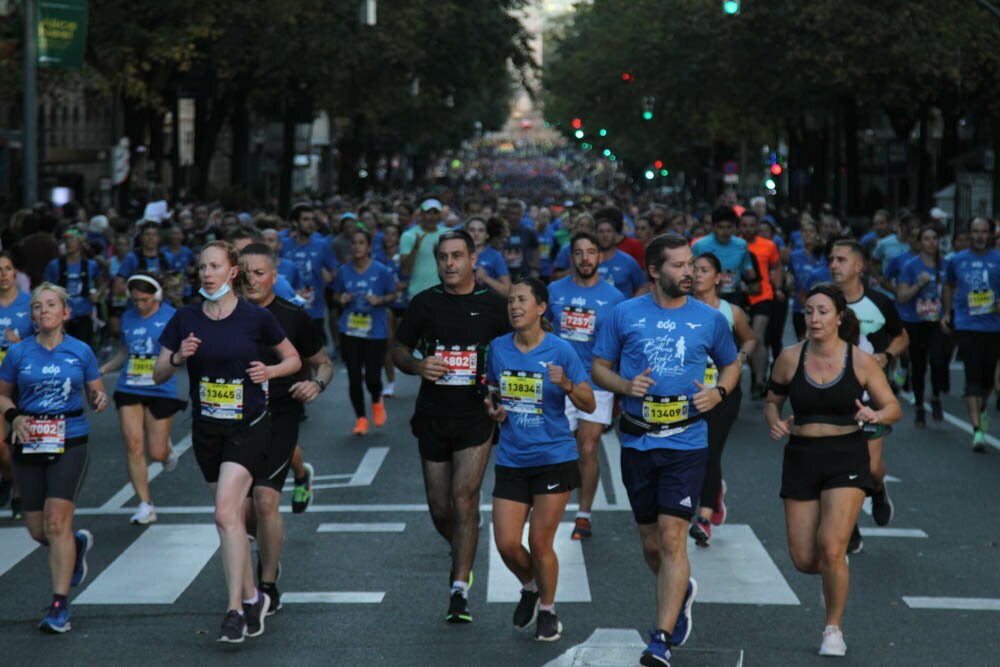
<box><xmin>1</xmin><ymin>350</ymin><xmax>999</xmax><ymax>667</ymax></box>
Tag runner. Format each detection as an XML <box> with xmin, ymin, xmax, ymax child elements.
<box><xmin>392</xmin><ymin>229</ymin><xmax>510</xmax><ymax>624</ymax></box>
<box><xmin>485</xmin><ymin>277</ymin><xmax>595</xmax><ymax>641</ymax></box>
<box><xmin>941</xmin><ymin>216</ymin><xmax>1000</xmax><ymax>451</ymax></box>
<box><xmin>239</xmin><ymin>242</ymin><xmax>333</xmax><ymax>615</ymax></box>
<box><xmin>0</xmin><ymin>283</ymin><xmax>108</xmax><ymax>633</ymax></box>
<box><xmin>595</xmin><ymin>213</ymin><xmax>646</xmax><ymax>297</ymax></box>
<box><xmin>689</xmin><ymin>252</ymin><xmax>757</xmax><ymax>547</ymax></box>
<box><xmin>98</xmin><ymin>274</ymin><xmax>186</xmax><ymax>524</ymax></box>
<box><xmin>546</xmin><ymin>231</ymin><xmax>624</xmax><ymax>540</ymax></box>
<box><xmin>765</xmin><ymin>282</ymin><xmax>901</xmax><ymax>656</ymax></box>
<box><xmin>466</xmin><ymin>216</ymin><xmax>511</xmax><ymax>296</ymax></box>
<box><xmin>691</xmin><ymin>207</ymin><xmax>760</xmax><ymax>307</ymax></box>
<box><xmin>591</xmin><ymin>233</ymin><xmax>742</xmax><ymax>666</ymax></box>
<box><xmin>42</xmin><ymin>227</ymin><xmax>101</xmax><ymax>344</ymax></box>
<box><xmin>896</xmin><ymin>226</ymin><xmax>949</xmax><ymax>428</ymax></box>
<box><xmin>153</xmin><ymin>240</ymin><xmax>301</xmax><ymax>643</ymax></box>
<box><xmin>788</xmin><ymin>222</ymin><xmax>826</xmax><ymax>340</ymax></box>
<box><xmin>279</xmin><ymin>203</ymin><xmax>338</xmax><ymax>345</ymax></box>
<box><xmin>0</xmin><ymin>252</ymin><xmax>33</xmax><ymax>520</ymax></box>
<box><xmin>740</xmin><ymin>210</ymin><xmax>782</xmax><ymax>398</ymax></box>
<box><xmin>828</xmin><ymin>239</ymin><xmax>909</xmax><ymax>550</ymax></box>
<box><xmin>332</xmin><ymin>229</ymin><xmax>397</xmax><ymax>435</ymax></box>
<box><xmin>372</xmin><ymin>221</ymin><xmax>407</xmax><ymax>398</ymax></box>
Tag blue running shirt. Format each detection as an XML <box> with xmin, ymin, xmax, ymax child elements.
<box><xmin>598</xmin><ymin>250</ymin><xmax>645</xmax><ymax>297</ymax></box>
<box><xmin>944</xmin><ymin>249</ymin><xmax>1000</xmax><ymax>332</ymax></box>
<box><xmin>117</xmin><ymin>303</ymin><xmax>179</xmax><ymax>397</ymax></box>
<box><xmin>691</xmin><ymin>235</ymin><xmax>754</xmax><ymax>298</ymax></box>
<box><xmin>546</xmin><ymin>276</ymin><xmax>624</xmax><ymax>384</ymax></box>
<box><xmin>333</xmin><ymin>261</ymin><xmax>396</xmax><ymax>340</ymax></box>
<box><xmin>280</xmin><ymin>237</ymin><xmax>339</xmax><ymax>319</ymax></box>
<box><xmin>897</xmin><ymin>256</ymin><xmax>943</xmax><ymax>323</ymax></box>
<box><xmin>0</xmin><ymin>292</ymin><xmax>33</xmax><ymax>366</ymax></box>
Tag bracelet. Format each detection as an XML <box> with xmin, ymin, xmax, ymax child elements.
<box><xmin>5</xmin><ymin>407</ymin><xmax>21</xmax><ymax>424</ymax></box>
<box><xmin>169</xmin><ymin>352</ymin><xmax>184</xmax><ymax>367</ymax></box>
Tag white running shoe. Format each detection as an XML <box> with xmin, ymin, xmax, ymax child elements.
<box><xmin>819</xmin><ymin>625</ymin><xmax>847</xmax><ymax>656</ymax></box>
<box><xmin>162</xmin><ymin>451</ymin><xmax>179</xmax><ymax>473</ymax></box>
<box><xmin>382</xmin><ymin>382</ymin><xmax>395</xmax><ymax>398</ymax></box>
<box><xmin>130</xmin><ymin>501</ymin><xmax>157</xmax><ymax>525</ymax></box>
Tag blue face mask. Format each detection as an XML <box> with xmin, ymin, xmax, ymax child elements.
<box><xmin>199</xmin><ymin>282</ymin><xmax>231</xmax><ymax>302</ymax></box>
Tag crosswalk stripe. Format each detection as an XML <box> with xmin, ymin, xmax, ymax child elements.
<box><xmin>903</xmin><ymin>596</ymin><xmax>1000</xmax><ymax>611</ymax></box>
<box><xmin>860</xmin><ymin>527</ymin><xmax>927</xmax><ymax>538</ymax></box>
<box><xmin>599</xmin><ymin>431</ymin><xmax>629</xmax><ymax>508</ymax></box>
<box><xmin>99</xmin><ymin>434</ymin><xmax>193</xmax><ymax>510</ymax></box>
<box><xmin>282</xmin><ymin>592</ymin><xmax>384</xmax><ymax>604</ymax></box>
<box><xmin>487</xmin><ymin>521</ymin><xmax>591</xmax><ymax>603</ymax></box>
<box><xmin>689</xmin><ymin>524</ymin><xmax>800</xmax><ymax>605</ymax></box>
<box><xmin>317</xmin><ymin>522</ymin><xmax>406</xmax><ymax>532</ymax></box>
<box><xmin>0</xmin><ymin>528</ymin><xmax>40</xmax><ymax>577</ymax></box>
<box><xmin>75</xmin><ymin>525</ymin><xmax>218</xmax><ymax>605</ymax></box>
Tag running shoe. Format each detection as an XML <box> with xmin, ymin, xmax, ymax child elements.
<box><xmin>914</xmin><ymin>410</ymin><xmax>926</xmax><ymax>429</ymax></box>
<box><xmin>534</xmin><ymin>609</ymin><xmax>562</xmax><ymax>641</ymax></box>
<box><xmin>372</xmin><ymin>401</ymin><xmax>387</xmax><ymax>427</ymax></box>
<box><xmin>871</xmin><ymin>486</ymin><xmax>893</xmax><ymax>526</ymax></box>
<box><xmin>0</xmin><ymin>478</ymin><xmax>11</xmax><ymax>507</ymax></box>
<box><xmin>217</xmin><ymin>610</ymin><xmax>246</xmax><ymax>643</ymax></box>
<box><xmin>571</xmin><ymin>516</ymin><xmax>592</xmax><ymax>540</ymax></box>
<box><xmin>260</xmin><ymin>583</ymin><xmax>282</xmax><ymax>616</ymax></box>
<box><xmin>10</xmin><ymin>496</ymin><xmax>23</xmax><ymax>520</ymax></box>
<box><xmin>162</xmin><ymin>450</ymin><xmax>179</xmax><ymax>473</ymax></box>
<box><xmin>352</xmin><ymin>417</ymin><xmax>369</xmax><ymax>436</ymax></box>
<box><xmin>382</xmin><ymin>382</ymin><xmax>395</xmax><ymax>398</ymax></box>
<box><xmin>689</xmin><ymin>517</ymin><xmax>711</xmax><ymax>547</ymax></box>
<box><xmin>819</xmin><ymin>625</ymin><xmax>847</xmax><ymax>656</ymax></box>
<box><xmin>670</xmin><ymin>578</ymin><xmax>697</xmax><ymax>646</ymax></box>
<box><xmin>640</xmin><ymin>629</ymin><xmax>672</xmax><ymax>667</ymax></box>
<box><xmin>847</xmin><ymin>524</ymin><xmax>863</xmax><ymax>554</ymax></box>
<box><xmin>972</xmin><ymin>429</ymin><xmax>987</xmax><ymax>453</ymax></box>
<box><xmin>931</xmin><ymin>398</ymin><xmax>943</xmax><ymax>422</ymax></box>
<box><xmin>292</xmin><ymin>462</ymin><xmax>314</xmax><ymax>514</ymax></box>
<box><xmin>38</xmin><ymin>602</ymin><xmax>71</xmax><ymax>634</ymax></box>
<box><xmin>512</xmin><ymin>588</ymin><xmax>540</xmax><ymax>629</ymax></box>
<box><xmin>71</xmin><ymin>529</ymin><xmax>93</xmax><ymax>587</ymax></box>
<box><xmin>892</xmin><ymin>366</ymin><xmax>907</xmax><ymax>389</ymax></box>
<box><xmin>445</xmin><ymin>590</ymin><xmax>472</xmax><ymax>623</ymax></box>
<box><xmin>711</xmin><ymin>479</ymin><xmax>727</xmax><ymax>526</ymax></box>
<box><xmin>243</xmin><ymin>590</ymin><xmax>270</xmax><ymax>638</ymax></box>
<box><xmin>130</xmin><ymin>501</ymin><xmax>157</xmax><ymax>525</ymax></box>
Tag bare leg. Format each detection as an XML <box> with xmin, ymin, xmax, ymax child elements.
<box><xmin>575</xmin><ymin>421</ymin><xmax>603</xmax><ymax>514</ymax></box>
<box><xmin>528</xmin><ymin>492</ymin><xmax>571</xmax><ymax>606</ymax></box>
<box><xmin>42</xmin><ymin>499</ymin><xmax>77</xmax><ymax>595</ymax></box>
<box><xmin>210</xmin><ymin>462</ymin><xmax>256</xmax><ymax>610</ymax></box>
<box><xmin>493</xmin><ymin>498</ymin><xmax>532</xmax><ymax>584</ymax></box>
<box><xmin>118</xmin><ymin>404</ymin><xmax>150</xmax><ymax>503</ymax></box>
<box><xmin>253</xmin><ymin>486</ymin><xmax>284</xmax><ymax>584</ymax></box>
<box><xmin>817</xmin><ymin>488</ymin><xmax>865</xmax><ymax>627</ymax></box>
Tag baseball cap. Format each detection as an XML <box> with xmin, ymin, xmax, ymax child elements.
<box><xmin>929</xmin><ymin>207</ymin><xmax>947</xmax><ymax>220</ymax></box>
<box><xmin>421</xmin><ymin>198</ymin><xmax>442</xmax><ymax>212</ymax></box>
<box><xmin>340</xmin><ymin>212</ymin><xmax>358</xmax><ymax>221</ymax></box>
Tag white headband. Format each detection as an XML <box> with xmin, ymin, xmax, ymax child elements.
<box><xmin>127</xmin><ymin>274</ymin><xmax>163</xmax><ymax>302</ymax></box>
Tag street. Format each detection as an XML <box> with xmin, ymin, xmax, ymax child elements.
<box><xmin>1</xmin><ymin>357</ymin><xmax>998</xmax><ymax>667</ymax></box>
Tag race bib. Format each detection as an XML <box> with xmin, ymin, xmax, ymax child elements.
<box><xmin>703</xmin><ymin>364</ymin><xmax>718</xmax><ymax>388</ymax></box>
<box><xmin>967</xmin><ymin>289</ymin><xmax>996</xmax><ymax>316</ymax></box>
<box><xmin>500</xmin><ymin>370</ymin><xmax>543</xmax><ymax>414</ymax></box>
<box><xmin>505</xmin><ymin>248</ymin><xmax>524</xmax><ymax>269</ymax></box>
<box><xmin>641</xmin><ymin>394</ymin><xmax>690</xmax><ymax>424</ymax></box>
<box><xmin>346</xmin><ymin>312</ymin><xmax>373</xmax><ymax>338</ymax></box>
<box><xmin>125</xmin><ymin>354</ymin><xmax>156</xmax><ymax>387</ymax></box>
<box><xmin>539</xmin><ymin>242</ymin><xmax>551</xmax><ymax>259</ymax></box>
<box><xmin>21</xmin><ymin>417</ymin><xmax>66</xmax><ymax>455</ymax></box>
<box><xmin>199</xmin><ymin>378</ymin><xmax>244</xmax><ymax>420</ymax></box>
<box><xmin>915</xmin><ymin>298</ymin><xmax>941</xmax><ymax>321</ymax></box>
<box><xmin>559</xmin><ymin>307</ymin><xmax>596</xmax><ymax>342</ymax></box>
<box><xmin>720</xmin><ymin>271</ymin><xmax>736</xmax><ymax>293</ymax></box>
<box><xmin>0</xmin><ymin>348</ymin><xmax>6</xmax><ymax>367</ymax></box>
<box><xmin>435</xmin><ymin>345</ymin><xmax>478</xmax><ymax>386</ymax></box>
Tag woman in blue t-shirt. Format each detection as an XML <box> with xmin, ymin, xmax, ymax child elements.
<box><xmin>98</xmin><ymin>274</ymin><xmax>187</xmax><ymax>525</ymax></box>
<box><xmin>153</xmin><ymin>241</ymin><xmax>301</xmax><ymax>643</ymax></box>
<box><xmin>333</xmin><ymin>229</ymin><xmax>397</xmax><ymax>436</ymax></box>
<box><xmin>466</xmin><ymin>216</ymin><xmax>511</xmax><ymax>296</ymax></box>
<box><xmin>0</xmin><ymin>282</ymin><xmax>108</xmax><ymax>633</ymax></box>
<box><xmin>0</xmin><ymin>251</ymin><xmax>34</xmax><ymax>520</ymax></box>
<box><xmin>485</xmin><ymin>277</ymin><xmax>594</xmax><ymax>642</ymax></box>
<box><xmin>372</xmin><ymin>222</ymin><xmax>408</xmax><ymax>398</ymax></box>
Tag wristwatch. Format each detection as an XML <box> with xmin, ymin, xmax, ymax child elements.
<box><xmin>313</xmin><ymin>378</ymin><xmax>327</xmax><ymax>393</ymax></box>
<box><xmin>715</xmin><ymin>386</ymin><xmax>728</xmax><ymax>400</ymax></box>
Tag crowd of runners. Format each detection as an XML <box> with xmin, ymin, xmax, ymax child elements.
<box><xmin>1</xmin><ymin>184</ymin><xmax>998</xmax><ymax>664</ymax></box>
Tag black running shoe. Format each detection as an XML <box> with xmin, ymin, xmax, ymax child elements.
<box><xmin>243</xmin><ymin>590</ymin><xmax>269</xmax><ymax>638</ymax></box>
<box><xmin>446</xmin><ymin>591</ymin><xmax>472</xmax><ymax>623</ymax></box>
<box><xmin>871</xmin><ymin>486</ymin><xmax>893</xmax><ymax>527</ymax></box>
<box><xmin>847</xmin><ymin>524</ymin><xmax>863</xmax><ymax>554</ymax></box>
<box><xmin>217</xmin><ymin>610</ymin><xmax>246</xmax><ymax>643</ymax></box>
<box><xmin>931</xmin><ymin>399</ymin><xmax>944</xmax><ymax>422</ymax></box>
<box><xmin>513</xmin><ymin>589</ymin><xmax>540</xmax><ymax>629</ymax></box>
<box><xmin>10</xmin><ymin>496</ymin><xmax>23</xmax><ymax>521</ymax></box>
<box><xmin>535</xmin><ymin>609</ymin><xmax>562</xmax><ymax>641</ymax></box>
<box><xmin>260</xmin><ymin>583</ymin><xmax>282</xmax><ymax>616</ymax></box>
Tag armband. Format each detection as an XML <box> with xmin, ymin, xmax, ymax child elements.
<box><xmin>766</xmin><ymin>379</ymin><xmax>790</xmax><ymax>396</ymax></box>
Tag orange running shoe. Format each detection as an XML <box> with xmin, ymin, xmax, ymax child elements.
<box><xmin>352</xmin><ymin>417</ymin><xmax>369</xmax><ymax>435</ymax></box>
<box><xmin>372</xmin><ymin>401</ymin><xmax>387</xmax><ymax>427</ymax></box>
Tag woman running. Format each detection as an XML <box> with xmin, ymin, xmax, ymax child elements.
<box><xmin>373</xmin><ymin>221</ymin><xmax>407</xmax><ymax>399</ymax></box>
<box><xmin>332</xmin><ymin>229</ymin><xmax>397</xmax><ymax>435</ymax></box>
<box><xmin>0</xmin><ymin>252</ymin><xmax>34</xmax><ymax>520</ymax></box>
<box><xmin>689</xmin><ymin>252</ymin><xmax>756</xmax><ymax>546</ymax></box>
<box><xmin>0</xmin><ymin>283</ymin><xmax>108</xmax><ymax>633</ymax></box>
<box><xmin>896</xmin><ymin>225</ymin><xmax>948</xmax><ymax>428</ymax></box>
<box><xmin>467</xmin><ymin>216</ymin><xmax>511</xmax><ymax>296</ymax></box>
<box><xmin>153</xmin><ymin>240</ymin><xmax>301</xmax><ymax>643</ymax></box>
<box><xmin>485</xmin><ymin>277</ymin><xmax>595</xmax><ymax>642</ymax></box>
<box><xmin>764</xmin><ymin>282</ymin><xmax>901</xmax><ymax>657</ymax></box>
<box><xmin>98</xmin><ymin>274</ymin><xmax>187</xmax><ymax>525</ymax></box>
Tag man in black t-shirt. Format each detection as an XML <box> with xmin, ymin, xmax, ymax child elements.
<box><xmin>239</xmin><ymin>243</ymin><xmax>334</xmax><ymax>614</ymax></box>
<box><xmin>394</xmin><ymin>230</ymin><xmax>511</xmax><ymax>624</ymax></box>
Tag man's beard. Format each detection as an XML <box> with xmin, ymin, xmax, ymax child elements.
<box><xmin>659</xmin><ymin>275</ymin><xmax>688</xmax><ymax>298</ymax></box>
<box><xmin>575</xmin><ymin>265</ymin><xmax>597</xmax><ymax>280</ymax></box>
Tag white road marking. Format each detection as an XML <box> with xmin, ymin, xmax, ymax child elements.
<box><xmin>75</xmin><ymin>502</ymin><xmax>627</xmax><ymax>516</ymax></box>
<box><xmin>899</xmin><ymin>391</ymin><xmax>1000</xmax><ymax>451</ymax></box>
<box><xmin>98</xmin><ymin>434</ymin><xmax>192</xmax><ymax>510</ymax></box>
<box><xmin>282</xmin><ymin>592</ymin><xmax>384</xmax><ymax>604</ymax></box>
<box><xmin>317</xmin><ymin>522</ymin><xmax>406</xmax><ymax>533</ymax></box>
<box><xmin>859</xmin><ymin>527</ymin><xmax>927</xmax><ymax>538</ymax></box>
<box><xmin>0</xmin><ymin>528</ymin><xmax>40</xmax><ymax>577</ymax></box>
<box><xmin>689</xmin><ymin>524</ymin><xmax>800</xmax><ymax>605</ymax></box>
<box><xmin>282</xmin><ymin>447</ymin><xmax>389</xmax><ymax>491</ymax></box>
<box><xmin>75</xmin><ymin>524</ymin><xmax>218</xmax><ymax>604</ymax></box>
<box><xmin>903</xmin><ymin>597</ymin><xmax>1000</xmax><ymax>611</ymax></box>
<box><xmin>544</xmin><ymin>628</ymin><xmax>745</xmax><ymax>667</ymax></box>
<box><xmin>597</xmin><ymin>431</ymin><xmax>629</xmax><ymax>509</ymax></box>
<box><xmin>487</xmin><ymin>522</ymin><xmax>591</xmax><ymax>602</ymax></box>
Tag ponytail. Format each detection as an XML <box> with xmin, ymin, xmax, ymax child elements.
<box><xmin>839</xmin><ymin>307</ymin><xmax>860</xmax><ymax>345</ymax></box>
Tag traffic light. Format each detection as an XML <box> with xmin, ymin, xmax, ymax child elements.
<box><xmin>621</xmin><ymin>72</ymin><xmax>632</xmax><ymax>81</ymax></box>
<box><xmin>770</xmin><ymin>163</ymin><xmax>783</xmax><ymax>176</ymax></box>
<box><xmin>723</xmin><ymin>0</ymin><xmax>740</xmax><ymax>15</ymax></box>
<box><xmin>644</xmin><ymin>170</ymin><xmax>655</xmax><ymax>181</ymax></box>
<box><xmin>654</xmin><ymin>160</ymin><xmax>663</xmax><ymax>169</ymax></box>
<box><xmin>642</xmin><ymin>96</ymin><xmax>655</xmax><ymax>121</ymax></box>
<box><xmin>599</xmin><ymin>128</ymin><xmax>607</xmax><ymax>137</ymax></box>
<box><xmin>574</xmin><ymin>130</ymin><xmax>584</xmax><ymax>139</ymax></box>
<box><xmin>571</xmin><ymin>117</ymin><xmax>582</xmax><ymax>129</ymax></box>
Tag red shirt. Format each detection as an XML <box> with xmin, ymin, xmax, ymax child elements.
<box><xmin>618</xmin><ymin>236</ymin><xmax>645</xmax><ymax>268</ymax></box>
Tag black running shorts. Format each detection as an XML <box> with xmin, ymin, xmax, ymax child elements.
<box><xmin>780</xmin><ymin>431</ymin><xmax>873</xmax><ymax>500</ymax></box>
<box><xmin>113</xmin><ymin>391</ymin><xmax>188</xmax><ymax>420</ymax></box>
<box><xmin>492</xmin><ymin>460</ymin><xmax>580</xmax><ymax>505</ymax></box>
<box><xmin>411</xmin><ymin>413</ymin><xmax>496</xmax><ymax>463</ymax></box>
<box><xmin>13</xmin><ymin>441</ymin><xmax>89</xmax><ymax>512</ymax></box>
<box><xmin>192</xmin><ymin>412</ymin><xmax>270</xmax><ymax>483</ymax></box>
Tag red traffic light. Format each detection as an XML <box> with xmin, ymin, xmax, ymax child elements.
<box><xmin>653</xmin><ymin>160</ymin><xmax>663</xmax><ymax>169</ymax></box>
<box><xmin>770</xmin><ymin>163</ymin><xmax>783</xmax><ymax>176</ymax></box>
<box><xmin>571</xmin><ymin>117</ymin><xmax>582</xmax><ymax>129</ymax></box>
<box><xmin>622</xmin><ymin>72</ymin><xmax>632</xmax><ymax>81</ymax></box>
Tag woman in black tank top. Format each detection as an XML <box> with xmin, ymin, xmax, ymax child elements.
<box><xmin>764</xmin><ymin>283</ymin><xmax>901</xmax><ymax>657</ymax></box>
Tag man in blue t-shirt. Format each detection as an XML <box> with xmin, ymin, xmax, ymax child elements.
<box><xmin>592</xmin><ymin>233</ymin><xmax>740</xmax><ymax>665</ymax></box>
<box><xmin>43</xmin><ymin>227</ymin><xmax>101</xmax><ymax>345</ymax></box>
<box><xmin>280</xmin><ymin>203</ymin><xmax>338</xmax><ymax>342</ymax></box>
<box><xmin>596</xmin><ymin>218</ymin><xmax>646</xmax><ymax>297</ymax></box>
<box><xmin>546</xmin><ymin>231</ymin><xmax>625</xmax><ymax>540</ymax></box>
<box><xmin>691</xmin><ymin>207</ymin><xmax>759</xmax><ymax>306</ymax></box>
<box><xmin>942</xmin><ymin>217</ymin><xmax>1000</xmax><ymax>451</ymax></box>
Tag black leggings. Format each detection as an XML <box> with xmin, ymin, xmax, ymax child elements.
<box><xmin>904</xmin><ymin>321</ymin><xmax>950</xmax><ymax>406</ymax></box>
<box><xmin>766</xmin><ymin>300</ymin><xmax>789</xmax><ymax>362</ymax></box>
<box><xmin>699</xmin><ymin>385</ymin><xmax>742</xmax><ymax>512</ymax></box>
<box><xmin>341</xmin><ymin>335</ymin><xmax>386</xmax><ymax>418</ymax></box>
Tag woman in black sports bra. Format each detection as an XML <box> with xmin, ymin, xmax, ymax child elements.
<box><xmin>764</xmin><ymin>282</ymin><xmax>901</xmax><ymax>658</ymax></box>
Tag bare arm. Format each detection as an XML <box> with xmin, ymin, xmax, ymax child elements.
<box><xmin>731</xmin><ymin>306</ymin><xmax>757</xmax><ymax>361</ymax></box>
<box><xmin>98</xmin><ymin>345</ymin><xmax>129</xmax><ymax>376</ymax></box>
<box><xmin>392</xmin><ymin>344</ymin><xmax>447</xmax><ymax>381</ymax></box>
<box><xmin>854</xmin><ymin>349</ymin><xmax>902</xmax><ymax>425</ymax></box>
<box><xmin>288</xmin><ymin>347</ymin><xmax>334</xmax><ymax>403</ymax></box>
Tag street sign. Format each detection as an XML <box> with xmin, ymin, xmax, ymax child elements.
<box><xmin>37</xmin><ymin>0</ymin><xmax>88</xmax><ymax>69</ymax></box>
<box><xmin>722</xmin><ymin>159</ymin><xmax>739</xmax><ymax>174</ymax></box>
<box><xmin>111</xmin><ymin>137</ymin><xmax>129</xmax><ymax>185</ymax></box>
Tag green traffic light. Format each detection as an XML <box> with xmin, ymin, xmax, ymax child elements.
<box><xmin>723</xmin><ymin>0</ymin><xmax>740</xmax><ymax>15</ymax></box>
<box><xmin>660</xmin><ymin>169</ymin><xmax>669</xmax><ymax>176</ymax></box>
<box><xmin>599</xmin><ymin>129</ymin><xmax>607</xmax><ymax>137</ymax></box>
<box><xmin>602</xmin><ymin>149</ymin><xmax>611</xmax><ymax>157</ymax></box>
<box><xmin>642</xmin><ymin>111</ymin><xmax>653</xmax><ymax>121</ymax></box>
<box><xmin>574</xmin><ymin>130</ymin><xmax>584</xmax><ymax>139</ymax></box>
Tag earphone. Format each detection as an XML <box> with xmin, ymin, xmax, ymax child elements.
<box><xmin>126</xmin><ymin>274</ymin><xmax>163</xmax><ymax>302</ymax></box>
